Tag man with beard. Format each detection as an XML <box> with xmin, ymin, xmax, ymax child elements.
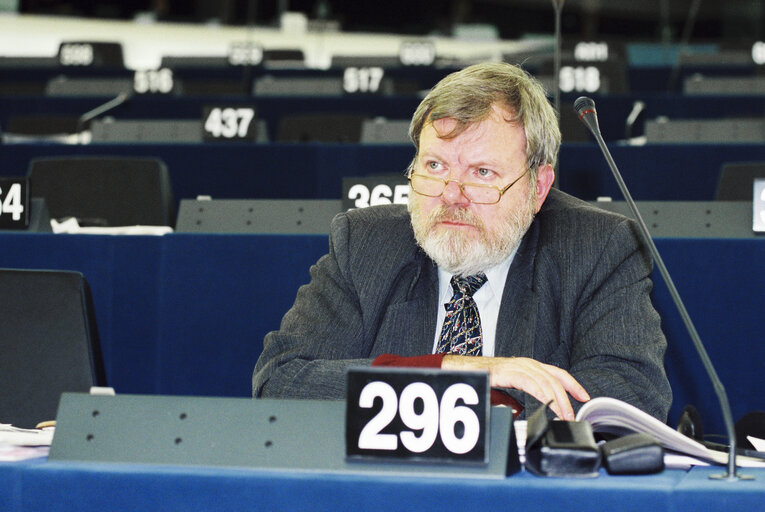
<box><xmin>252</xmin><ymin>62</ymin><xmax>671</xmax><ymax>421</ymax></box>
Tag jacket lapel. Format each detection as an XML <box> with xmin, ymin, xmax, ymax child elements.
<box><xmin>373</xmin><ymin>252</ymin><xmax>439</xmax><ymax>357</ymax></box>
<box><xmin>494</xmin><ymin>221</ymin><xmax>540</xmax><ymax>358</ymax></box>
<box><xmin>411</xmin><ymin>257</ymin><xmax>439</xmax><ymax>354</ymax></box>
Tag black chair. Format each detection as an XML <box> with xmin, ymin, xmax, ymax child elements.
<box><xmin>277</xmin><ymin>113</ymin><xmax>367</xmax><ymax>143</ymax></box>
<box><xmin>0</xmin><ymin>269</ymin><xmax>106</xmax><ymax>428</ymax></box>
<box><xmin>28</xmin><ymin>156</ymin><xmax>175</xmax><ymax>227</ymax></box>
<box><xmin>4</xmin><ymin>115</ymin><xmax>81</xmax><ymax>140</ymax></box>
<box><xmin>716</xmin><ymin>162</ymin><xmax>765</xmax><ymax>201</ymax></box>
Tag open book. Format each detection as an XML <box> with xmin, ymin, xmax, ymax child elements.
<box><xmin>575</xmin><ymin>397</ymin><xmax>765</xmax><ymax>468</ymax></box>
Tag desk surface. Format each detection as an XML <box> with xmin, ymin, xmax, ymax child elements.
<box><xmin>2</xmin><ymin>458</ymin><xmax>765</xmax><ymax>512</ymax></box>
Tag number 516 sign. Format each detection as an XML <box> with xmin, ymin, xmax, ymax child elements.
<box><xmin>345</xmin><ymin>367</ymin><xmax>489</xmax><ymax>464</ymax></box>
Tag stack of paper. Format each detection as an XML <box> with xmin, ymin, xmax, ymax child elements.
<box><xmin>0</xmin><ymin>423</ymin><xmax>54</xmax><ymax>462</ymax></box>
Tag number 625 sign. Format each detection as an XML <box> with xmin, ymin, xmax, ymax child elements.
<box><xmin>345</xmin><ymin>368</ymin><xmax>489</xmax><ymax>464</ymax></box>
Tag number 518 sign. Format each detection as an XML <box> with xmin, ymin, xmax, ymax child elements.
<box><xmin>345</xmin><ymin>367</ymin><xmax>489</xmax><ymax>464</ymax></box>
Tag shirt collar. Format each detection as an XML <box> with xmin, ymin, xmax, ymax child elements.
<box><xmin>437</xmin><ymin>243</ymin><xmax>520</xmax><ymax>302</ymax></box>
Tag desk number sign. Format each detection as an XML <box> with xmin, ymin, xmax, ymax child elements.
<box><xmin>0</xmin><ymin>178</ymin><xmax>29</xmax><ymax>229</ymax></box>
<box><xmin>346</xmin><ymin>367</ymin><xmax>489</xmax><ymax>464</ymax></box>
<box><xmin>202</xmin><ymin>105</ymin><xmax>257</xmax><ymax>142</ymax></box>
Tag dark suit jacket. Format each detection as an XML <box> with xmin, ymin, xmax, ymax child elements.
<box><xmin>252</xmin><ymin>188</ymin><xmax>672</xmax><ymax>421</ymax></box>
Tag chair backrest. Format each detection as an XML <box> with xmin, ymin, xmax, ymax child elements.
<box><xmin>716</xmin><ymin>162</ymin><xmax>765</xmax><ymax>201</ymax></box>
<box><xmin>0</xmin><ymin>269</ymin><xmax>105</xmax><ymax>428</ymax></box>
<box><xmin>28</xmin><ymin>156</ymin><xmax>175</xmax><ymax>227</ymax></box>
<box><xmin>6</xmin><ymin>115</ymin><xmax>81</xmax><ymax>136</ymax></box>
<box><xmin>277</xmin><ymin>114</ymin><xmax>367</xmax><ymax>143</ymax></box>
<box><xmin>360</xmin><ymin>118</ymin><xmax>411</xmax><ymax>144</ymax></box>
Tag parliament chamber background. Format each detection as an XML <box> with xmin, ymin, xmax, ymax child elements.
<box><xmin>1</xmin><ymin>1</ymin><xmax>765</xmax><ymax>509</ymax></box>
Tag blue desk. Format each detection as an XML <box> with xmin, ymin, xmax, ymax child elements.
<box><xmin>3</xmin><ymin>142</ymin><xmax>765</xmax><ymax>203</ymax></box>
<box><xmin>0</xmin><ymin>233</ymin><xmax>763</xmax><ymax>436</ymax></box>
<box><xmin>5</xmin><ymin>92</ymin><xmax>765</xmax><ymax>142</ymax></box>
<box><xmin>1</xmin><ymin>459</ymin><xmax>764</xmax><ymax>512</ymax></box>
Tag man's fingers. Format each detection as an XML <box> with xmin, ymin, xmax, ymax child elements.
<box><xmin>540</xmin><ymin>363</ymin><xmax>591</xmax><ymax>402</ymax></box>
<box><xmin>441</xmin><ymin>355</ymin><xmax>589</xmax><ymax>420</ymax></box>
<box><xmin>495</xmin><ymin>363</ymin><xmax>576</xmax><ymax>420</ymax></box>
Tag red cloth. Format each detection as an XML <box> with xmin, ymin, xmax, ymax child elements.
<box><xmin>372</xmin><ymin>353</ymin><xmax>523</xmax><ymax>416</ymax></box>
<box><xmin>372</xmin><ymin>353</ymin><xmax>444</xmax><ymax>368</ymax></box>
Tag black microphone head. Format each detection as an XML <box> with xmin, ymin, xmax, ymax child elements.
<box><xmin>573</xmin><ymin>96</ymin><xmax>600</xmax><ymax>136</ymax></box>
<box><xmin>573</xmin><ymin>96</ymin><xmax>596</xmax><ymax>117</ymax></box>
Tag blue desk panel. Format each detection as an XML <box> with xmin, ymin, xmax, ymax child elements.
<box><xmin>5</xmin><ymin>92</ymin><xmax>765</xmax><ymax>142</ymax></box>
<box><xmin>0</xmin><ymin>142</ymin><xmax>416</xmax><ymax>203</ymax></box>
<box><xmin>0</xmin><ymin>233</ymin><xmax>763</xmax><ymax>436</ymax></box>
<box><xmin>1</xmin><ymin>459</ymin><xmax>764</xmax><ymax>512</ymax></box>
<box><xmin>3</xmin><ymin>142</ymin><xmax>765</xmax><ymax>203</ymax></box>
<box><xmin>558</xmin><ymin>142</ymin><xmax>765</xmax><ymax>201</ymax></box>
<box><xmin>0</xmin><ymin>233</ymin><xmax>326</xmax><ymax>399</ymax></box>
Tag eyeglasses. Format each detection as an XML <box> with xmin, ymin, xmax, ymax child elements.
<box><xmin>408</xmin><ymin>168</ymin><xmax>530</xmax><ymax>205</ymax></box>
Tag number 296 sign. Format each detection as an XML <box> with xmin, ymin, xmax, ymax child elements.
<box><xmin>346</xmin><ymin>367</ymin><xmax>489</xmax><ymax>464</ymax></box>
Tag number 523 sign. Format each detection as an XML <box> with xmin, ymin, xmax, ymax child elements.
<box><xmin>345</xmin><ymin>367</ymin><xmax>490</xmax><ymax>464</ymax></box>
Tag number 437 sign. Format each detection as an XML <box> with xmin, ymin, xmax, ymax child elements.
<box><xmin>346</xmin><ymin>367</ymin><xmax>489</xmax><ymax>464</ymax></box>
<box><xmin>0</xmin><ymin>178</ymin><xmax>29</xmax><ymax>229</ymax></box>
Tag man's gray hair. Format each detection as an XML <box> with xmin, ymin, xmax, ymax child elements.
<box><xmin>408</xmin><ymin>62</ymin><xmax>561</xmax><ymax>177</ymax></box>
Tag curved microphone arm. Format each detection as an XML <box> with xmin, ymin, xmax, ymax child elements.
<box><xmin>573</xmin><ymin>96</ymin><xmax>744</xmax><ymax>481</ymax></box>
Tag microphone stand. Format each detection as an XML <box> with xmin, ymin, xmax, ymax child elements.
<box><xmin>667</xmin><ymin>0</ymin><xmax>702</xmax><ymax>92</ymax></box>
<box><xmin>551</xmin><ymin>0</ymin><xmax>565</xmax><ymax>189</ymax></box>
<box><xmin>551</xmin><ymin>0</ymin><xmax>564</xmax><ymax>116</ymax></box>
<box><xmin>76</xmin><ymin>91</ymin><xmax>132</xmax><ymax>135</ymax></box>
<box><xmin>574</xmin><ymin>96</ymin><xmax>749</xmax><ymax>481</ymax></box>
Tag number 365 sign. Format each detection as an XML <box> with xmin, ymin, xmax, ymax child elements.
<box><xmin>346</xmin><ymin>367</ymin><xmax>489</xmax><ymax>464</ymax></box>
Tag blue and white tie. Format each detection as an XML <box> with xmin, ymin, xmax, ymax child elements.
<box><xmin>436</xmin><ymin>273</ymin><xmax>487</xmax><ymax>356</ymax></box>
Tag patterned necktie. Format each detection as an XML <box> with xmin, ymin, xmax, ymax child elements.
<box><xmin>436</xmin><ymin>273</ymin><xmax>487</xmax><ymax>356</ymax></box>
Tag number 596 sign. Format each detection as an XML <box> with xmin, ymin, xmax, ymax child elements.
<box><xmin>346</xmin><ymin>368</ymin><xmax>489</xmax><ymax>464</ymax></box>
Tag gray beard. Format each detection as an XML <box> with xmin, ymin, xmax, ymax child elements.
<box><xmin>409</xmin><ymin>188</ymin><xmax>537</xmax><ymax>277</ymax></box>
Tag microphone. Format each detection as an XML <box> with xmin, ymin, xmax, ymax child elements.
<box><xmin>76</xmin><ymin>91</ymin><xmax>132</xmax><ymax>134</ymax></box>
<box><xmin>574</xmin><ymin>96</ymin><xmax>747</xmax><ymax>481</ymax></box>
<box><xmin>624</xmin><ymin>100</ymin><xmax>645</xmax><ymax>140</ymax></box>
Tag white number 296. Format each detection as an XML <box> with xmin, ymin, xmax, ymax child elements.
<box><xmin>357</xmin><ymin>381</ymin><xmax>480</xmax><ymax>455</ymax></box>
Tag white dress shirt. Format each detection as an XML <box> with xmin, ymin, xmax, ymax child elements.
<box><xmin>432</xmin><ymin>245</ymin><xmax>520</xmax><ymax>357</ymax></box>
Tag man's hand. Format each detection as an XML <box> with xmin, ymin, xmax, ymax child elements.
<box><xmin>441</xmin><ymin>355</ymin><xmax>590</xmax><ymax>420</ymax></box>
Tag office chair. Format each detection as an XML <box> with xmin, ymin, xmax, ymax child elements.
<box><xmin>0</xmin><ymin>269</ymin><xmax>106</xmax><ymax>428</ymax></box>
<box><xmin>4</xmin><ymin>115</ymin><xmax>81</xmax><ymax>141</ymax></box>
<box><xmin>28</xmin><ymin>156</ymin><xmax>176</xmax><ymax>227</ymax></box>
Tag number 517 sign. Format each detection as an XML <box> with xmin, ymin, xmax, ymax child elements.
<box><xmin>346</xmin><ymin>367</ymin><xmax>489</xmax><ymax>464</ymax></box>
